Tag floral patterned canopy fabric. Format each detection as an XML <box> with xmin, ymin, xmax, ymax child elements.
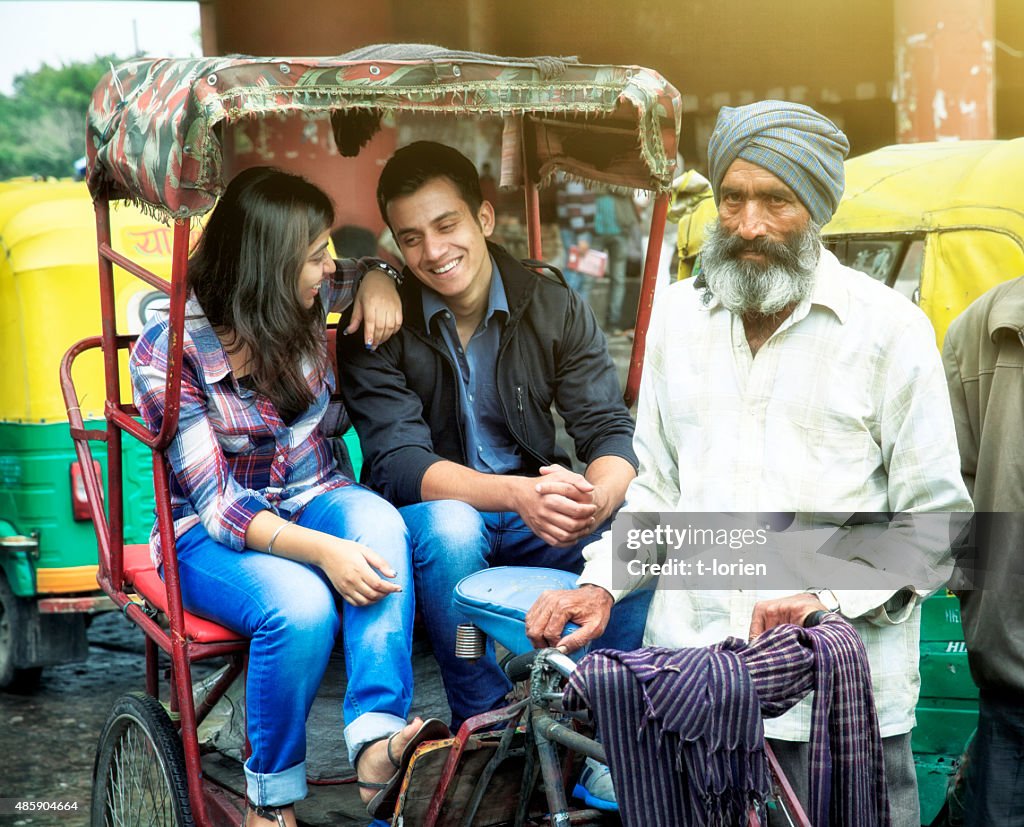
<box><xmin>86</xmin><ymin>46</ymin><xmax>682</xmax><ymax>221</ymax></box>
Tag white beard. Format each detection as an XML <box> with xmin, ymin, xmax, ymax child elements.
<box><xmin>699</xmin><ymin>219</ymin><xmax>821</xmax><ymax>316</ymax></box>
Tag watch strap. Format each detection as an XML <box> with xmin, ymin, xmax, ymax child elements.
<box><xmin>369</xmin><ymin>260</ymin><xmax>403</xmax><ymax>286</ymax></box>
<box><xmin>809</xmin><ymin>588</ymin><xmax>841</xmax><ymax>613</ymax></box>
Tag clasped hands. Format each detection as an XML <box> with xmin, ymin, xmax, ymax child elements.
<box><xmin>513</xmin><ymin>464</ymin><xmax>609</xmax><ymax>548</ymax></box>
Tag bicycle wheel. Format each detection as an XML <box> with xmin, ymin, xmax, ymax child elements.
<box><xmin>91</xmin><ymin>691</ymin><xmax>194</xmax><ymax>827</ymax></box>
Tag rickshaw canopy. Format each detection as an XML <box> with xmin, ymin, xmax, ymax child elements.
<box><xmin>86</xmin><ymin>46</ymin><xmax>682</xmax><ymax>220</ymax></box>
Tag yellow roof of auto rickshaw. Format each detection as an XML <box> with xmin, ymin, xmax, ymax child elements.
<box><xmin>0</xmin><ymin>180</ymin><xmax>87</xmax><ymax>231</ymax></box>
<box><xmin>826</xmin><ymin>139</ymin><xmax>1024</xmax><ymax>238</ymax></box>
<box><xmin>0</xmin><ymin>180</ymin><xmax>195</xmax><ymax>423</ymax></box>
<box><xmin>675</xmin><ymin>139</ymin><xmax>1024</xmax><ymax>259</ymax></box>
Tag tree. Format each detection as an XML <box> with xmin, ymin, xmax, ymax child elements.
<box><xmin>0</xmin><ymin>55</ymin><xmax>122</xmax><ymax>180</ymax></box>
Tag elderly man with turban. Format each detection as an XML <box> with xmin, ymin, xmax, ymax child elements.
<box><xmin>525</xmin><ymin>101</ymin><xmax>972</xmax><ymax>823</ymax></box>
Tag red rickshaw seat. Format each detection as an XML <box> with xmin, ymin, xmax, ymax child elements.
<box><xmin>122</xmin><ymin>544</ymin><xmax>245</xmax><ymax>644</ymax></box>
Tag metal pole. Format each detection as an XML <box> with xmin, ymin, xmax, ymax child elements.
<box><xmin>894</xmin><ymin>0</ymin><xmax>995</xmax><ymax>142</ymax></box>
<box><xmin>520</xmin><ymin>117</ymin><xmax>543</xmax><ymax>260</ymax></box>
<box><xmin>624</xmin><ymin>192</ymin><xmax>669</xmax><ymax>408</ymax></box>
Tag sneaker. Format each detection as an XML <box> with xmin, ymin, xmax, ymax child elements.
<box><xmin>572</xmin><ymin>757</ymin><xmax>618</xmax><ymax>811</ymax></box>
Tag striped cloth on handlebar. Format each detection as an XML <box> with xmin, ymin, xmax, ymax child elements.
<box><xmin>563</xmin><ymin>612</ymin><xmax>889</xmax><ymax>826</ymax></box>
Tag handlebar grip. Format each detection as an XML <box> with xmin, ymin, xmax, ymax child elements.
<box><xmin>502</xmin><ymin>651</ymin><xmax>538</xmax><ymax>682</ymax></box>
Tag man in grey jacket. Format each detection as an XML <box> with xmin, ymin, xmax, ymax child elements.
<box><xmin>943</xmin><ymin>275</ymin><xmax>1024</xmax><ymax>826</ymax></box>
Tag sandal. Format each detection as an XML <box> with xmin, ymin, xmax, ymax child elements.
<box><xmin>241</xmin><ymin>799</ymin><xmax>288</xmax><ymax>827</ymax></box>
<box><xmin>357</xmin><ymin>718</ymin><xmax>450</xmax><ymax>819</ymax></box>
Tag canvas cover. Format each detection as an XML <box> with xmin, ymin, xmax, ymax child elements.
<box><xmin>86</xmin><ymin>46</ymin><xmax>682</xmax><ymax>220</ymax></box>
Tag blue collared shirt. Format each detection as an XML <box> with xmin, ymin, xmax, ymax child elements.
<box><xmin>422</xmin><ymin>258</ymin><xmax>523</xmax><ymax>474</ymax></box>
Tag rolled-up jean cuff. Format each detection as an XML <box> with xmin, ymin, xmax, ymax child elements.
<box><xmin>345</xmin><ymin>711</ymin><xmax>407</xmax><ymax>765</ymax></box>
<box><xmin>245</xmin><ymin>758</ymin><xmax>307</xmax><ymax>807</ymax></box>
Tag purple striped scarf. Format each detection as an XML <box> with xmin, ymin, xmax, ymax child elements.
<box><xmin>563</xmin><ymin>613</ymin><xmax>890</xmax><ymax>826</ymax></box>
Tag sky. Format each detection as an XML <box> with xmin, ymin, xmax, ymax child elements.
<box><xmin>0</xmin><ymin>1</ymin><xmax>201</xmax><ymax>94</ymax></box>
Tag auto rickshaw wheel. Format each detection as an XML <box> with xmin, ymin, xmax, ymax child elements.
<box><xmin>0</xmin><ymin>572</ymin><xmax>43</xmax><ymax>692</ymax></box>
<box><xmin>92</xmin><ymin>691</ymin><xmax>194</xmax><ymax>827</ymax></box>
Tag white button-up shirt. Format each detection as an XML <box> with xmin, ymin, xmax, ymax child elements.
<box><xmin>579</xmin><ymin>248</ymin><xmax>972</xmax><ymax>739</ymax></box>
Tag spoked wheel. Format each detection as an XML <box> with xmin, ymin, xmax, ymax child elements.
<box><xmin>91</xmin><ymin>691</ymin><xmax>194</xmax><ymax>826</ymax></box>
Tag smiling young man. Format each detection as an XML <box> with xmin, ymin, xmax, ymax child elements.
<box><xmin>336</xmin><ymin>142</ymin><xmax>647</xmax><ymax>762</ymax></box>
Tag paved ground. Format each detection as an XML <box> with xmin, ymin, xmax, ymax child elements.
<box><xmin>1</xmin><ymin>611</ymin><xmax>152</xmax><ymax>827</ymax></box>
<box><xmin>0</xmin><ymin>610</ymin><xmax>450</xmax><ymax>827</ymax></box>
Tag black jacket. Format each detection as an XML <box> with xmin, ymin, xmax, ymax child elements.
<box><xmin>336</xmin><ymin>243</ymin><xmax>638</xmax><ymax>506</ymax></box>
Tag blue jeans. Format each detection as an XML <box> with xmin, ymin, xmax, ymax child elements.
<box><xmin>171</xmin><ymin>484</ymin><xmax>414</xmax><ymax>807</ymax></box>
<box><xmin>597</xmin><ymin>233</ymin><xmax>628</xmax><ymax>329</ymax></box>
<box><xmin>965</xmin><ymin>695</ymin><xmax>1024</xmax><ymax>826</ymax></box>
<box><xmin>400</xmin><ymin>501</ymin><xmax>652</xmax><ymax>730</ymax></box>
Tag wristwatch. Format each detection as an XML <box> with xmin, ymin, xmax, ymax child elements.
<box><xmin>368</xmin><ymin>260</ymin><xmax>404</xmax><ymax>286</ymax></box>
<box><xmin>808</xmin><ymin>588</ymin><xmax>841</xmax><ymax>613</ymax></box>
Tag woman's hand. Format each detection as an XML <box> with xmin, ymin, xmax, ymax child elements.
<box><xmin>245</xmin><ymin>512</ymin><xmax>401</xmax><ymax>606</ymax></box>
<box><xmin>348</xmin><ymin>270</ymin><xmax>402</xmax><ymax>349</ymax></box>
<box><xmin>318</xmin><ymin>536</ymin><xmax>403</xmax><ymax>606</ymax></box>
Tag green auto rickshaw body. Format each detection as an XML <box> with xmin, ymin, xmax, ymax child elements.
<box><xmin>0</xmin><ymin>179</ymin><xmax>163</xmax><ymax>685</ymax></box>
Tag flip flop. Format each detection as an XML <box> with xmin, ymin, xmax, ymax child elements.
<box><xmin>361</xmin><ymin>718</ymin><xmax>450</xmax><ymax>819</ymax></box>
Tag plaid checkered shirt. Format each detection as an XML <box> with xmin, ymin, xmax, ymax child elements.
<box><xmin>130</xmin><ymin>259</ymin><xmax>373</xmax><ymax>567</ymax></box>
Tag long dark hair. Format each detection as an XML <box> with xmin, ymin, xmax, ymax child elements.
<box><xmin>187</xmin><ymin>166</ymin><xmax>335</xmax><ymax>418</ymax></box>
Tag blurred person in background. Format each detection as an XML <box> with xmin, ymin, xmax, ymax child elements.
<box><xmin>943</xmin><ymin>276</ymin><xmax>1024</xmax><ymax>827</ymax></box>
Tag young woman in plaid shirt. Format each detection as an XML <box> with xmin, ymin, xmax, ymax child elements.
<box><xmin>131</xmin><ymin>167</ymin><xmax>444</xmax><ymax>827</ymax></box>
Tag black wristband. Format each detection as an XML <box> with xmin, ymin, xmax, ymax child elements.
<box><xmin>368</xmin><ymin>261</ymin><xmax>403</xmax><ymax>286</ymax></box>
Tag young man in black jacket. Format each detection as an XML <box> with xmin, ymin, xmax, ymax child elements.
<box><xmin>337</xmin><ymin>142</ymin><xmax>648</xmax><ymax>744</ymax></box>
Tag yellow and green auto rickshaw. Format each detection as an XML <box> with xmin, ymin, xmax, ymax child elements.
<box><xmin>825</xmin><ymin>139</ymin><xmax>1024</xmax><ymax>345</ymax></box>
<box><xmin>0</xmin><ymin>179</ymin><xmax>183</xmax><ymax>689</ymax></box>
<box><xmin>674</xmin><ymin>138</ymin><xmax>1024</xmax><ymax>825</ymax></box>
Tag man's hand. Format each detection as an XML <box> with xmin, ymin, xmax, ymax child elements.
<box><xmin>513</xmin><ymin>468</ymin><xmax>599</xmax><ymax>547</ymax></box>
<box><xmin>748</xmin><ymin>593</ymin><xmax>828</xmax><ymax>639</ymax></box>
<box><xmin>525</xmin><ymin>584</ymin><xmax>613</xmax><ymax>653</ymax></box>
<box><xmin>535</xmin><ymin>463</ymin><xmax>616</xmax><ymax>522</ymax></box>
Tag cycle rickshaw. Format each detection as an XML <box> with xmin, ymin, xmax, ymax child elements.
<box><xmin>62</xmin><ymin>46</ymin><xmax>817</xmax><ymax>826</ymax></box>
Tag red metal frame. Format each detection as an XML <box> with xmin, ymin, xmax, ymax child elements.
<box><xmin>60</xmin><ymin>202</ymin><xmax>247</xmax><ymax>827</ymax></box>
<box><xmin>518</xmin><ymin>115</ymin><xmax>669</xmax><ymax>406</ymax></box>
<box><xmin>624</xmin><ymin>192</ymin><xmax>670</xmax><ymax>407</ymax></box>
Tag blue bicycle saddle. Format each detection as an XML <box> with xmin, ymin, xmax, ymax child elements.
<box><xmin>453</xmin><ymin>566</ymin><xmax>588</xmax><ymax>661</ymax></box>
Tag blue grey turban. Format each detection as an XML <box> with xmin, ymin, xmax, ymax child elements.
<box><xmin>707</xmin><ymin>101</ymin><xmax>850</xmax><ymax>225</ymax></box>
